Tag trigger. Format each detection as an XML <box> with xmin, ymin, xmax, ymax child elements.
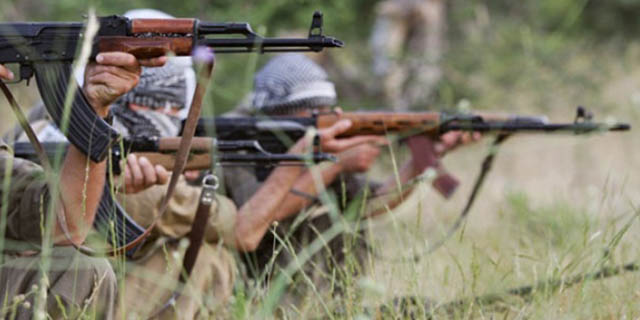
<box><xmin>20</xmin><ymin>65</ymin><xmax>34</xmax><ymax>86</ymax></box>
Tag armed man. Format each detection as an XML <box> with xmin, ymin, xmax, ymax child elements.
<box><xmin>222</xmin><ymin>53</ymin><xmax>479</xmax><ymax>305</ymax></box>
<box><xmin>100</xmin><ymin>58</ymin><xmax>370</xmax><ymax>318</ymax></box>
<box><xmin>0</xmin><ymin>52</ymin><xmax>165</xmax><ymax>319</ymax></box>
<box><xmin>6</xmin><ymin>9</ymin><xmax>360</xmax><ymax>318</ymax></box>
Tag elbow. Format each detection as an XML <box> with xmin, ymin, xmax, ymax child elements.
<box><xmin>233</xmin><ymin>221</ymin><xmax>263</xmax><ymax>252</ymax></box>
<box><xmin>234</xmin><ymin>229</ymin><xmax>261</xmax><ymax>252</ymax></box>
<box><xmin>54</xmin><ymin>222</ymin><xmax>90</xmax><ymax>246</ymax></box>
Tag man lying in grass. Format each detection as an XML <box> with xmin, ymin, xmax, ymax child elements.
<box><xmin>7</xmin><ymin>10</ymin><xmax>364</xmax><ymax>316</ymax></box>
<box><xmin>0</xmin><ymin>52</ymin><xmax>165</xmax><ymax>320</ymax></box>
<box><xmin>223</xmin><ymin>53</ymin><xmax>479</xmax><ymax>308</ymax></box>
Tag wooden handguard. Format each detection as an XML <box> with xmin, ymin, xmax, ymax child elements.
<box><xmin>316</xmin><ymin>112</ymin><xmax>441</xmax><ymax>137</ymax></box>
<box><xmin>130</xmin><ymin>18</ymin><xmax>195</xmax><ymax>34</ymax></box>
<box><xmin>98</xmin><ymin>37</ymin><xmax>193</xmax><ymax>59</ymax></box>
<box><xmin>158</xmin><ymin>137</ymin><xmax>213</xmax><ymax>152</ymax></box>
<box><xmin>134</xmin><ymin>152</ymin><xmax>212</xmax><ymax>171</ymax></box>
<box><xmin>316</xmin><ymin>112</ymin><xmax>458</xmax><ymax>198</ymax></box>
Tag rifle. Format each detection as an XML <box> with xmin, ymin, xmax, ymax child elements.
<box><xmin>193</xmin><ymin>107</ymin><xmax>630</xmax><ymax>197</ymax></box>
<box><xmin>11</xmin><ymin>137</ymin><xmax>334</xmax><ymax>174</ymax></box>
<box><xmin>0</xmin><ymin>11</ymin><xmax>343</xmax><ymax>161</ymax></box>
<box><xmin>11</xmin><ymin>136</ymin><xmax>334</xmax><ymax>252</ymax></box>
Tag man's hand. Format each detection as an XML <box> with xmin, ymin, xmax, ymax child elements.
<box><xmin>434</xmin><ymin>131</ymin><xmax>482</xmax><ymax>156</ymax></box>
<box><xmin>0</xmin><ymin>65</ymin><xmax>14</xmax><ymax>81</ymax></box>
<box><xmin>337</xmin><ymin>143</ymin><xmax>381</xmax><ymax>173</ymax></box>
<box><xmin>317</xmin><ymin>119</ymin><xmax>388</xmax><ymax>153</ymax></box>
<box><xmin>83</xmin><ymin>52</ymin><xmax>167</xmax><ymax>117</ymax></box>
<box><xmin>120</xmin><ymin>154</ymin><xmax>170</xmax><ymax>194</ymax></box>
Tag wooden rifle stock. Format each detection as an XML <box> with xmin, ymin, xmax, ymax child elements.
<box><xmin>133</xmin><ymin>152</ymin><xmax>212</xmax><ymax>171</ymax></box>
<box><xmin>316</xmin><ymin>112</ymin><xmax>442</xmax><ymax>137</ymax></box>
<box><xmin>311</xmin><ymin>110</ymin><xmax>574</xmax><ymax>198</ymax></box>
<box><xmin>316</xmin><ymin>112</ymin><xmax>455</xmax><ymax>198</ymax></box>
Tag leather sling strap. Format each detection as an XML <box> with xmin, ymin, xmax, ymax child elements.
<box><xmin>151</xmin><ymin>174</ymin><xmax>219</xmax><ymax>317</ymax></box>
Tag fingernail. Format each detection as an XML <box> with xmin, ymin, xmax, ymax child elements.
<box><xmin>7</xmin><ymin>70</ymin><xmax>14</xmax><ymax>80</ymax></box>
<box><xmin>96</xmin><ymin>54</ymin><xmax>104</xmax><ymax>63</ymax></box>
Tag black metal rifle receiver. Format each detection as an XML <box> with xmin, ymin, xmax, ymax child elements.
<box><xmin>0</xmin><ymin>11</ymin><xmax>343</xmax><ymax>162</ymax></box>
<box><xmin>11</xmin><ymin>138</ymin><xmax>335</xmax><ymax>252</ymax></box>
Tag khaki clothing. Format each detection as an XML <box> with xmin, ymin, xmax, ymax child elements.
<box><xmin>117</xmin><ymin>174</ymin><xmax>238</xmax><ymax>319</ymax></box>
<box><xmin>118</xmin><ymin>176</ymin><xmax>237</xmax><ymax>245</ymax></box>
<box><xmin>370</xmin><ymin>0</ymin><xmax>446</xmax><ymax>110</ymax></box>
<box><xmin>117</xmin><ymin>241</ymin><xmax>234</xmax><ymax>319</ymax></box>
<box><xmin>0</xmin><ymin>140</ymin><xmax>117</xmax><ymax>319</ymax></box>
<box><xmin>1</xmin><ymin>247</ymin><xmax>116</xmax><ymax>320</ymax></box>
<box><xmin>10</xmin><ymin>110</ymin><xmax>239</xmax><ymax>318</ymax></box>
<box><xmin>0</xmin><ymin>141</ymin><xmax>51</xmax><ymax>245</ymax></box>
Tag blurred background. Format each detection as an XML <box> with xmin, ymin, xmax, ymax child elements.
<box><xmin>2</xmin><ymin>0</ymin><xmax>640</xmax><ymax>115</ymax></box>
<box><xmin>1</xmin><ymin>0</ymin><xmax>639</xmax><ymax>317</ymax></box>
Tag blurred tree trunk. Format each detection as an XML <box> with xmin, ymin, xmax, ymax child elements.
<box><xmin>370</xmin><ymin>0</ymin><xmax>447</xmax><ymax>110</ymax></box>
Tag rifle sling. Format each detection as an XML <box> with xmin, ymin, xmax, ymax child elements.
<box><xmin>151</xmin><ymin>175</ymin><xmax>219</xmax><ymax>317</ymax></box>
<box><xmin>381</xmin><ymin>134</ymin><xmax>509</xmax><ymax>263</ymax></box>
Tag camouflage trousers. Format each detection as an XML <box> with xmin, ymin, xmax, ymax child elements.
<box><xmin>0</xmin><ymin>246</ymin><xmax>117</xmax><ymax>320</ymax></box>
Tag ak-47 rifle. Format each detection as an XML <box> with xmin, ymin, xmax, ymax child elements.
<box><xmin>195</xmin><ymin>106</ymin><xmax>630</xmax><ymax>263</ymax></box>
<box><xmin>11</xmin><ymin>137</ymin><xmax>334</xmax><ymax>174</ymax></box>
<box><xmin>0</xmin><ymin>11</ymin><xmax>342</xmax><ymax>161</ymax></box>
<box><xmin>11</xmin><ymin>136</ymin><xmax>334</xmax><ymax>249</ymax></box>
<box><xmin>193</xmin><ymin>107</ymin><xmax>630</xmax><ymax>197</ymax></box>
<box><xmin>0</xmin><ymin>12</ymin><xmax>343</xmax><ymax>257</ymax></box>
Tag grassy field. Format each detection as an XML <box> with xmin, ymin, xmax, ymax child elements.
<box><xmin>243</xmin><ymin>16</ymin><xmax>640</xmax><ymax>319</ymax></box>
<box><xmin>1</xmin><ymin>1</ymin><xmax>640</xmax><ymax>319</ymax></box>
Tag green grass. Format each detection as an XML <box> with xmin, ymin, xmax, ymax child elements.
<box><xmin>2</xmin><ymin>1</ymin><xmax>640</xmax><ymax>318</ymax></box>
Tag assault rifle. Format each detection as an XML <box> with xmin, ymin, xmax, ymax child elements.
<box><xmin>11</xmin><ymin>136</ymin><xmax>334</xmax><ymax>252</ymax></box>
<box><xmin>193</xmin><ymin>107</ymin><xmax>630</xmax><ymax>196</ymax></box>
<box><xmin>0</xmin><ymin>11</ymin><xmax>342</xmax><ymax>161</ymax></box>
<box><xmin>11</xmin><ymin>136</ymin><xmax>334</xmax><ymax>174</ymax></box>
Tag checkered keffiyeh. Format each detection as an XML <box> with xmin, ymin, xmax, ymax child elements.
<box><xmin>252</xmin><ymin>53</ymin><xmax>337</xmax><ymax>115</ymax></box>
<box><xmin>117</xmin><ymin>63</ymin><xmax>187</xmax><ymax>111</ymax></box>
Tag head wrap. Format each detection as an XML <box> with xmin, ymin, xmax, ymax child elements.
<box><xmin>73</xmin><ymin>9</ymin><xmax>197</xmax><ymax>119</ymax></box>
<box><xmin>117</xmin><ymin>62</ymin><xmax>188</xmax><ymax>111</ymax></box>
<box><xmin>111</xmin><ymin>106</ymin><xmax>181</xmax><ymax>138</ymax></box>
<box><xmin>252</xmin><ymin>53</ymin><xmax>337</xmax><ymax>115</ymax></box>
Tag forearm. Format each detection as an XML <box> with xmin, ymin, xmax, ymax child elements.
<box><xmin>273</xmin><ymin>162</ymin><xmax>343</xmax><ymax>221</ymax></box>
<box><xmin>233</xmin><ymin>165</ymin><xmax>303</xmax><ymax>251</ymax></box>
<box><xmin>54</xmin><ymin>145</ymin><xmax>106</xmax><ymax>245</ymax></box>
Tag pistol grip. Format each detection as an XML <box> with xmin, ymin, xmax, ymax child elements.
<box><xmin>406</xmin><ymin>135</ymin><xmax>459</xmax><ymax>199</ymax></box>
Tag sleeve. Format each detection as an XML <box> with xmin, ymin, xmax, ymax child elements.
<box><xmin>0</xmin><ymin>143</ymin><xmax>50</xmax><ymax>244</ymax></box>
<box><xmin>118</xmin><ymin>175</ymin><xmax>238</xmax><ymax>244</ymax></box>
<box><xmin>221</xmin><ymin>167</ymin><xmax>263</xmax><ymax>207</ymax></box>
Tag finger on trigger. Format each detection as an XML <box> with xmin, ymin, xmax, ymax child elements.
<box><xmin>127</xmin><ymin>154</ymin><xmax>143</xmax><ymax>187</ymax></box>
<box><xmin>139</xmin><ymin>156</ymin><xmax>157</xmax><ymax>185</ymax></box>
